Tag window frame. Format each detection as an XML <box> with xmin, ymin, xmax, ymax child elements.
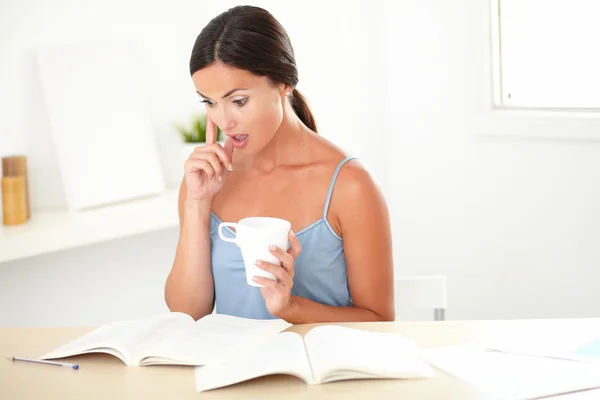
<box><xmin>470</xmin><ymin>0</ymin><xmax>600</xmax><ymax>141</ymax></box>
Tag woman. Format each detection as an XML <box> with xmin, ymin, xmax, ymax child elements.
<box><xmin>165</xmin><ymin>5</ymin><xmax>394</xmax><ymax>323</ymax></box>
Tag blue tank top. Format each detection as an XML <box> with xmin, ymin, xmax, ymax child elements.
<box><xmin>209</xmin><ymin>156</ymin><xmax>356</xmax><ymax>319</ymax></box>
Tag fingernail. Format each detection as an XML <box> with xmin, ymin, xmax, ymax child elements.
<box><xmin>290</xmin><ymin>230</ymin><xmax>295</xmax><ymax>237</ymax></box>
<box><xmin>255</xmin><ymin>259</ymin><xmax>261</xmax><ymax>265</ymax></box>
<box><xmin>252</xmin><ymin>276</ymin><xmax>258</xmax><ymax>282</ymax></box>
<box><xmin>218</xmin><ymin>176</ymin><xmax>222</xmax><ymax>182</ymax></box>
<box><xmin>228</xmin><ymin>164</ymin><xmax>234</xmax><ymax>171</ymax></box>
<box><xmin>269</xmin><ymin>245</ymin><xmax>276</xmax><ymax>251</ymax></box>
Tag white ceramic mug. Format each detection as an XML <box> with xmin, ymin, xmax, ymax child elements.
<box><xmin>218</xmin><ymin>217</ymin><xmax>291</xmax><ymax>287</ymax></box>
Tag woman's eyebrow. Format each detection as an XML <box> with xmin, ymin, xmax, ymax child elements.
<box><xmin>196</xmin><ymin>88</ymin><xmax>248</xmax><ymax>100</ymax></box>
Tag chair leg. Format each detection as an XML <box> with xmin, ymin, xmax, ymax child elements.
<box><xmin>434</xmin><ymin>308</ymin><xmax>445</xmax><ymax>321</ymax></box>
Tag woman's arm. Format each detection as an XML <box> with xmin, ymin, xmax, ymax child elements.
<box><xmin>277</xmin><ymin>161</ymin><xmax>395</xmax><ymax>323</ymax></box>
<box><xmin>164</xmin><ymin>178</ymin><xmax>216</xmax><ymax>320</ymax></box>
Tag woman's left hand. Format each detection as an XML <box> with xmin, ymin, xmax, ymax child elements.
<box><xmin>253</xmin><ymin>230</ymin><xmax>302</xmax><ymax>318</ymax></box>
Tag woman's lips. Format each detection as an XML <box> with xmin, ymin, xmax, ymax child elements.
<box><xmin>229</xmin><ymin>134</ymin><xmax>249</xmax><ymax>149</ymax></box>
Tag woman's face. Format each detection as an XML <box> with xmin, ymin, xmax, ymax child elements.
<box><xmin>192</xmin><ymin>61</ymin><xmax>288</xmax><ymax>154</ymax></box>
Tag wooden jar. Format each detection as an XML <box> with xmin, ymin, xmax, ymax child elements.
<box><xmin>1</xmin><ymin>155</ymin><xmax>30</xmax><ymax>225</ymax></box>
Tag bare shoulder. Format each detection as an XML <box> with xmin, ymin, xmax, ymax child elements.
<box><xmin>335</xmin><ymin>159</ymin><xmax>387</xmax><ymax>214</ymax></box>
<box><xmin>331</xmin><ymin>158</ymin><xmax>390</xmax><ymax>237</ymax></box>
<box><xmin>335</xmin><ymin>159</ymin><xmax>379</xmax><ymax>196</ymax></box>
<box><xmin>312</xmin><ymin>147</ymin><xmax>388</xmax><ymax>236</ymax></box>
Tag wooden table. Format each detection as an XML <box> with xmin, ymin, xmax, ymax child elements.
<box><xmin>2</xmin><ymin>318</ymin><xmax>600</xmax><ymax>399</ymax></box>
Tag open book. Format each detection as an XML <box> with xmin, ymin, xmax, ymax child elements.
<box><xmin>40</xmin><ymin>312</ymin><xmax>291</xmax><ymax>366</ymax></box>
<box><xmin>194</xmin><ymin>325</ymin><xmax>435</xmax><ymax>392</ymax></box>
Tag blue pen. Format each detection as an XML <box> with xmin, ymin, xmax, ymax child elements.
<box><xmin>7</xmin><ymin>356</ymin><xmax>79</xmax><ymax>370</ymax></box>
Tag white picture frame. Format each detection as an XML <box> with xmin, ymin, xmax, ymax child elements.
<box><xmin>35</xmin><ymin>44</ymin><xmax>165</xmax><ymax>211</ymax></box>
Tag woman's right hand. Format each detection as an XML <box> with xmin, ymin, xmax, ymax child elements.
<box><xmin>184</xmin><ymin>118</ymin><xmax>234</xmax><ymax>202</ymax></box>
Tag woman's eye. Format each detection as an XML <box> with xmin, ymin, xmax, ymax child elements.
<box><xmin>233</xmin><ymin>98</ymin><xmax>248</xmax><ymax>107</ymax></box>
<box><xmin>199</xmin><ymin>99</ymin><xmax>215</xmax><ymax>107</ymax></box>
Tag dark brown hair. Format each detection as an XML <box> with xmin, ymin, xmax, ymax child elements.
<box><xmin>189</xmin><ymin>5</ymin><xmax>317</xmax><ymax>133</ymax></box>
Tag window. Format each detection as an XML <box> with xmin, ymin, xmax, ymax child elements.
<box><xmin>471</xmin><ymin>0</ymin><xmax>600</xmax><ymax>140</ymax></box>
<box><xmin>495</xmin><ymin>0</ymin><xmax>600</xmax><ymax>109</ymax></box>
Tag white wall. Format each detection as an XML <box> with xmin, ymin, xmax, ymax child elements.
<box><xmin>1</xmin><ymin>0</ymin><xmax>599</xmax><ymax>326</ymax></box>
<box><xmin>0</xmin><ymin>228</ymin><xmax>177</xmax><ymax>326</ymax></box>
<box><xmin>383</xmin><ymin>0</ymin><xmax>600</xmax><ymax>320</ymax></box>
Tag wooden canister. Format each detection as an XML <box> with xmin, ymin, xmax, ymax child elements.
<box><xmin>2</xmin><ymin>176</ymin><xmax>28</xmax><ymax>225</ymax></box>
<box><xmin>1</xmin><ymin>155</ymin><xmax>30</xmax><ymax>219</ymax></box>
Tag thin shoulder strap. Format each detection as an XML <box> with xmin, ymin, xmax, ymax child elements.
<box><xmin>323</xmin><ymin>156</ymin><xmax>358</xmax><ymax>219</ymax></box>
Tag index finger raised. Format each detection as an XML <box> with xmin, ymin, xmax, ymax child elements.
<box><xmin>206</xmin><ymin>117</ymin><xmax>217</xmax><ymax>145</ymax></box>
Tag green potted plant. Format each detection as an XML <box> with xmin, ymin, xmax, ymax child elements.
<box><xmin>176</xmin><ymin>113</ymin><xmax>224</xmax><ymax>162</ymax></box>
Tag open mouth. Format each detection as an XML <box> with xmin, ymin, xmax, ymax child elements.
<box><xmin>229</xmin><ymin>134</ymin><xmax>249</xmax><ymax>149</ymax></box>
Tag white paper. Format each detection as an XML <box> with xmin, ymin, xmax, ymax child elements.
<box><xmin>304</xmin><ymin>325</ymin><xmax>436</xmax><ymax>383</ymax></box>
<box><xmin>40</xmin><ymin>313</ymin><xmax>291</xmax><ymax>367</ymax></box>
<box><xmin>485</xmin><ymin>332</ymin><xmax>600</xmax><ymax>362</ymax></box>
<box><xmin>145</xmin><ymin>314</ymin><xmax>292</xmax><ymax>365</ymax></box>
<box><xmin>195</xmin><ymin>332</ymin><xmax>313</xmax><ymax>392</ymax></box>
<box><xmin>421</xmin><ymin>344</ymin><xmax>600</xmax><ymax>400</ymax></box>
<box><xmin>41</xmin><ymin>312</ymin><xmax>190</xmax><ymax>365</ymax></box>
<box><xmin>550</xmin><ymin>389</ymin><xmax>600</xmax><ymax>399</ymax></box>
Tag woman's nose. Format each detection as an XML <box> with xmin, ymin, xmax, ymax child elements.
<box><xmin>216</xmin><ymin>108</ymin><xmax>236</xmax><ymax>131</ymax></box>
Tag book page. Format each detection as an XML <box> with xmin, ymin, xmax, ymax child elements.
<box><xmin>194</xmin><ymin>332</ymin><xmax>313</xmax><ymax>392</ymax></box>
<box><xmin>421</xmin><ymin>344</ymin><xmax>600</xmax><ymax>400</ymax></box>
<box><xmin>141</xmin><ymin>314</ymin><xmax>292</xmax><ymax>366</ymax></box>
<box><xmin>40</xmin><ymin>312</ymin><xmax>192</xmax><ymax>365</ymax></box>
<box><xmin>304</xmin><ymin>325</ymin><xmax>435</xmax><ymax>383</ymax></box>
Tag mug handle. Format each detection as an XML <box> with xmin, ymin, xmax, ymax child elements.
<box><xmin>218</xmin><ymin>222</ymin><xmax>238</xmax><ymax>244</ymax></box>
